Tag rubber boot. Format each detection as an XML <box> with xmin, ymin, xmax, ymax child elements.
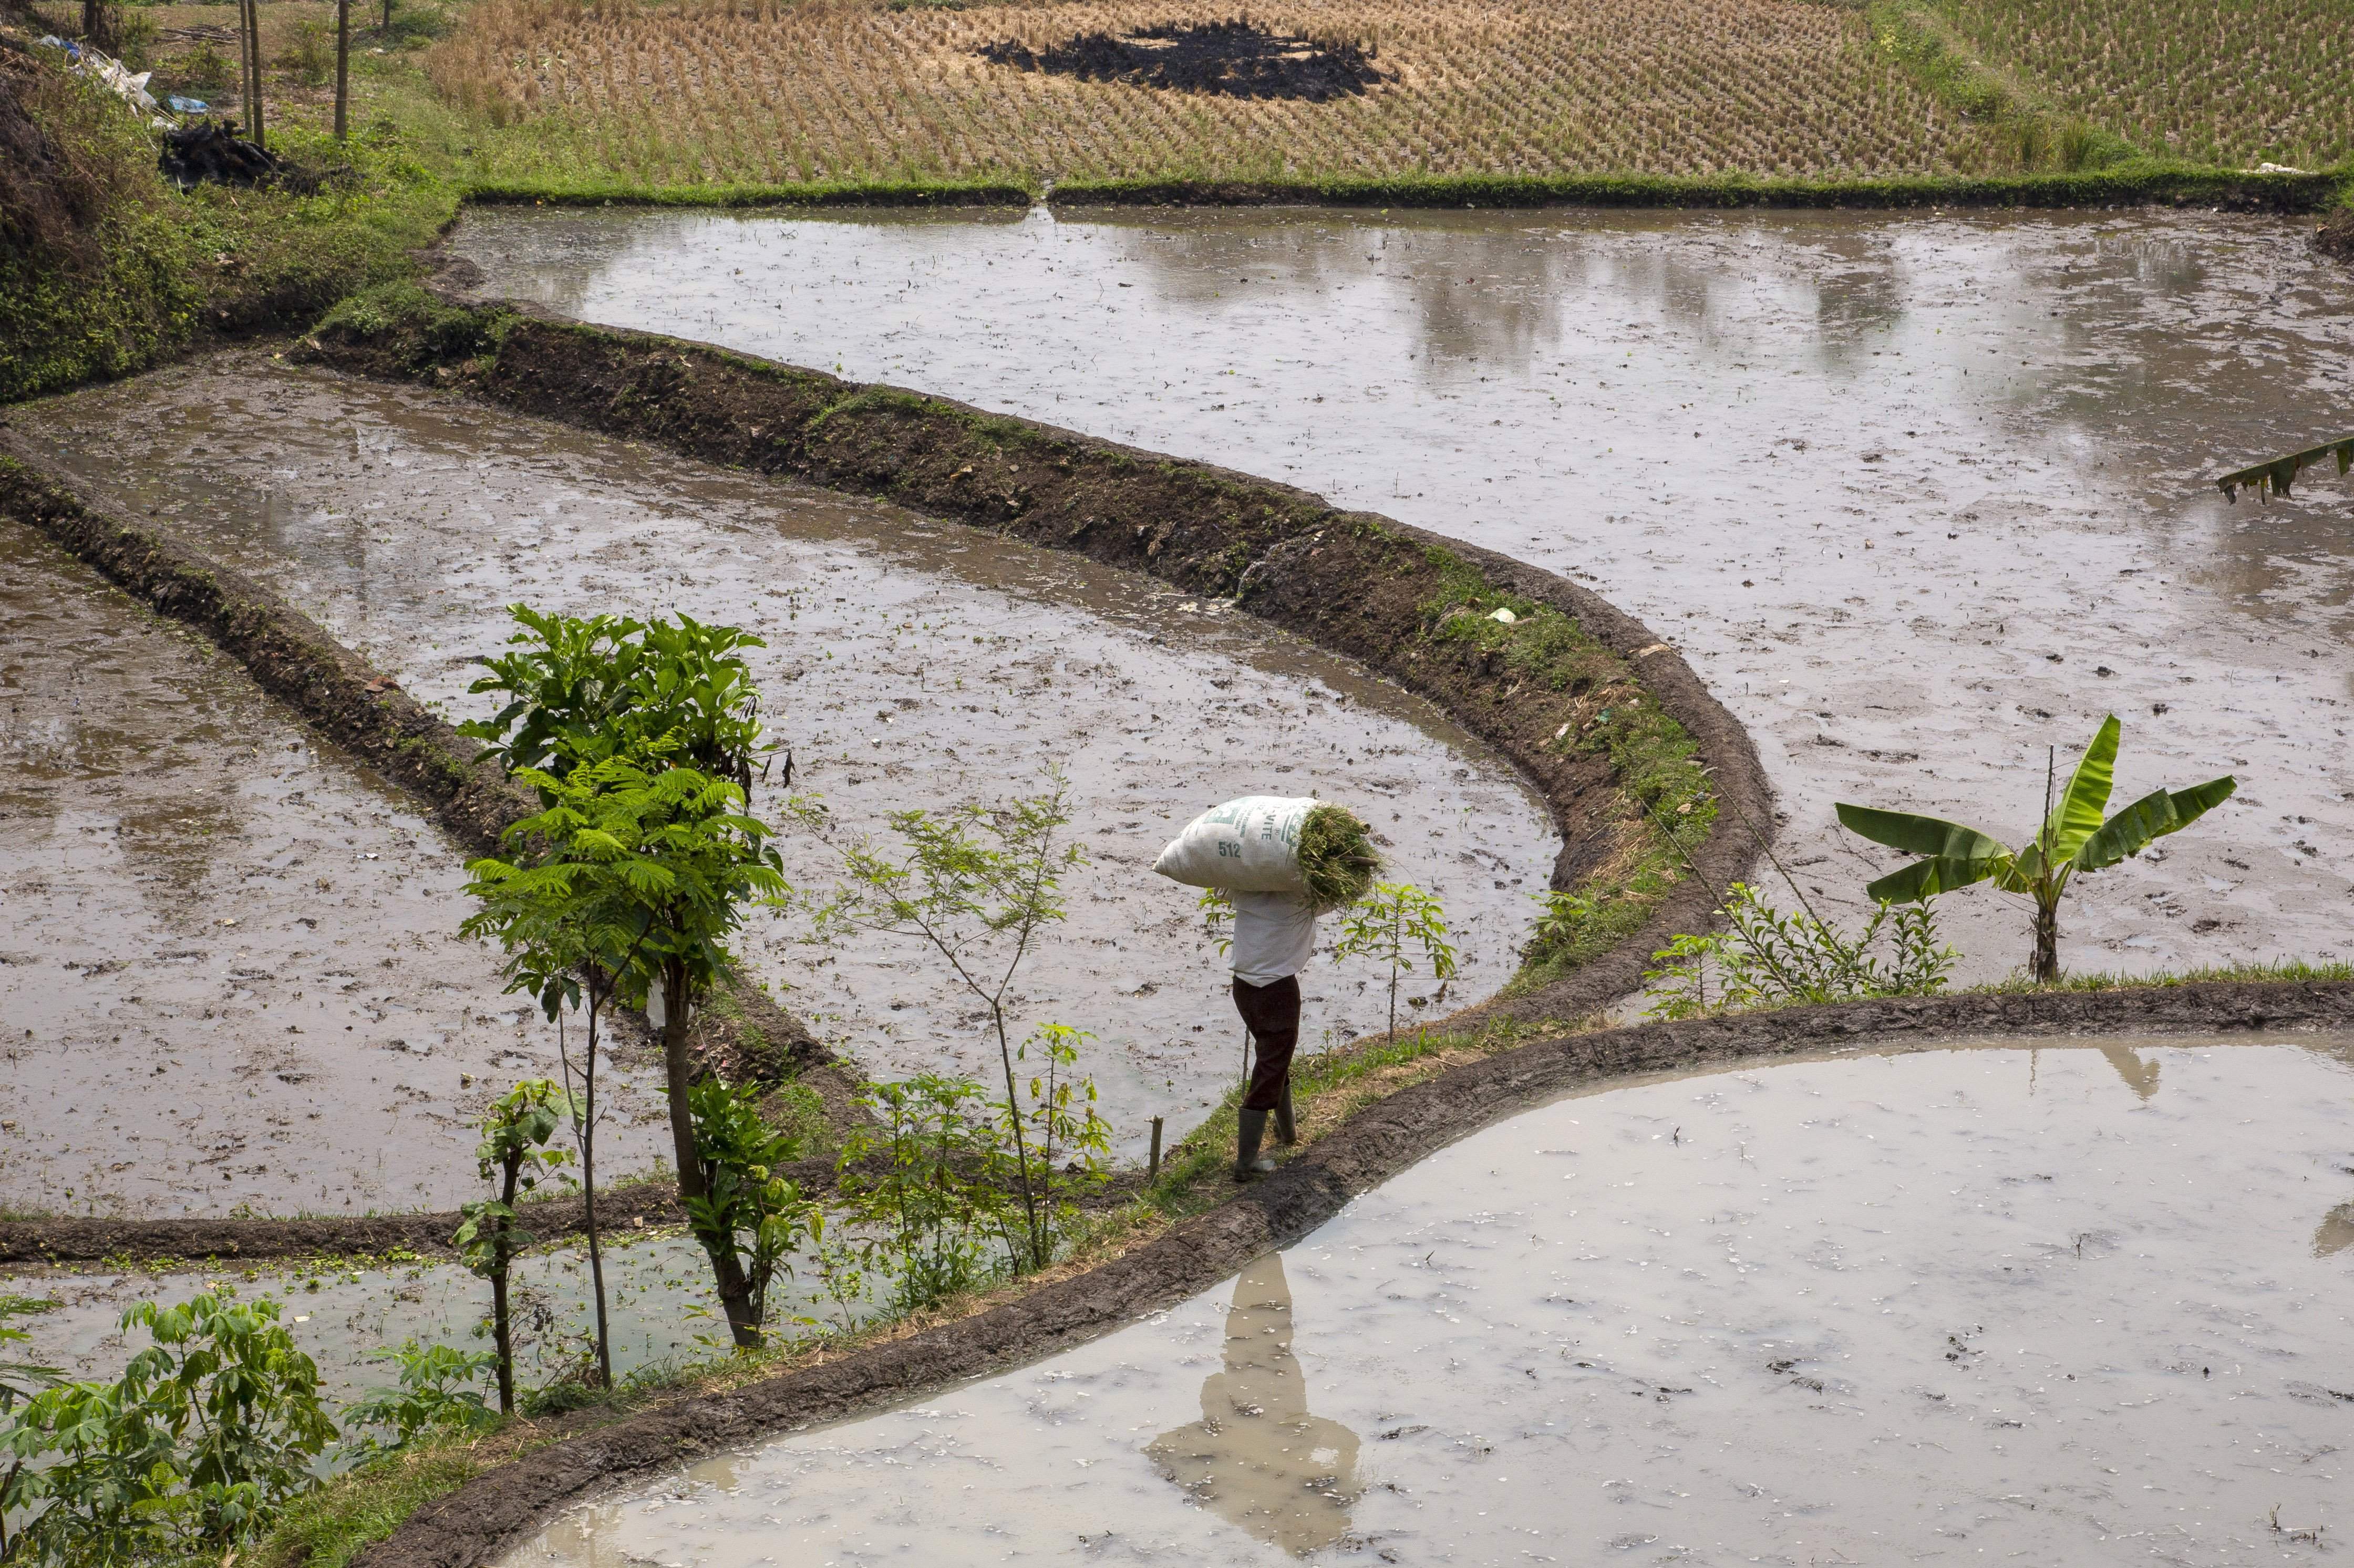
<box><xmin>1273</xmin><ymin>1080</ymin><xmax>1298</xmax><ymax>1147</ymax></box>
<box><xmin>1233</xmin><ymin>1107</ymin><xmax>1277</xmax><ymax>1182</ymax></box>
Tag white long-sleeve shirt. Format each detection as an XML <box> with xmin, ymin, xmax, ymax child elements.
<box><xmin>1230</xmin><ymin>891</ymin><xmax>1316</xmax><ymax>987</ymax></box>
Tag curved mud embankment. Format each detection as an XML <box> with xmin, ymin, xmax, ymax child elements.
<box><xmin>1</xmin><ymin>356</ymin><xmax>1562</xmax><ymax>1129</ymax></box>
<box><xmin>356</xmin><ymin>981</ymin><xmax>2354</xmax><ymax>1568</ymax></box>
<box><xmin>294</xmin><ymin>275</ymin><xmax>1771</xmax><ymax>1033</ymax></box>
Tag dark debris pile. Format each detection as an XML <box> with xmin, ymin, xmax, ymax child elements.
<box><xmin>978</xmin><ymin>18</ymin><xmax>1386</xmax><ymax>102</ymax></box>
<box><xmin>159</xmin><ymin>120</ymin><xmax>281</xmax><ymax>188</ymax></box>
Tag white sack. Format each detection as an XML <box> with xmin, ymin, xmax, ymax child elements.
<box><xmin>1151</xmin><ymin>796</ymin><xmax>1317</xmax><ymax>895</ymax></box>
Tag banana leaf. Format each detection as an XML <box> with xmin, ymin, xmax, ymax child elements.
<box><xmin>2040</xmin><ymin>714</ymin><xmax>2119</xmax><ymax>866</ymax></box>
<box><xmin>2215</xmin><ymin>436</ymin><xmax>2354</xmax><ymax>502</ymax></box>
<box><xmin>1834</xmin><ymin>803</ymin><xmax>2008</xmax><ymax>862</ymax></box>
<box><xmin>2071</xmin><ymin>773</ymin><xmax>2235</xmax><ymax>872</ymax></box>
<box><xmin>1862</xmin><ymin>853</ymin><xmax>2010</xmax><ymax>905</ymax></box>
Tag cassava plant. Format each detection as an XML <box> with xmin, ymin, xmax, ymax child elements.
<box><xmin>833</xmin><ymin>1074</ymin><xmax>1008</xmax><ymax>1316</ymax></box>
<box><xmin>680</xmin><ymin>1077</ymin><xmax>822</xmax><ymax>1345</ymax></box>
<box><xmin>1837</xmin><ymin>714</ymin><xmax>2236</xmax><ymax>984</ymax></box>
<box><xmin>453</xmin><ymin>1081</ymin><xmax>572</xmax><ymax>1415</ymax></box>
<box><xmin>998</xmin><ymin>1024</ymin><xmax>1111</xmax><ymax>1258</ymax></box>
<box><xmin>1334</xmin><ymin>881</ymin><xmax>1458</xmax><ymax>1041</ymax></box>
<box><xmin>339</xmin><ymin>1341</ymin><xmax>499</xmax><ymax>1462</ymax></box>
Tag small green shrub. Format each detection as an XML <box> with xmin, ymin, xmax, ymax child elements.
<box><xmin>339</xmin><ymin>1342</ymin><xmax>498</xmax><ymax>1462</ymax></box>
<box><xmin>0</xmin><ymin>1292</ymin><xmax>334</xmax><ymax>1564</ymax></box>
<box><xmin>1643</xmin><ymin>882</ymin><xmax>1956</xmax><ymax>1020</ymax></box>
<box><xmin>277</xmin><ymin>19</ymin><xmax>336</xmax><ymax>87</ymax></box>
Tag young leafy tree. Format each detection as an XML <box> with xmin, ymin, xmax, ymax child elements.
<box><xmin>0</xmin><ymin>1292</ymin><xmax>333</xmax><ymax>1563</ymax></box>
<box><xmin>473</xmin><ymin>754</ymin><xmax>786</xmax><ymax>1347</ymax></box>
<box><xmin>461</xmin><ymin>605</ymin><xmax>788</xmax><ymax>1356</ymax></box>
<box><xmin>1335</xmin><ymin>881</ymin><xmax>1460</xmax><ymax>1042</ymax></box>
<box><xmin>1836</xmin><ymin>714</ymin><xmax>2237</xmax><ymax>984</ymax></box>
<box><xmin>461</xmin><ymin>800</ymin><xmax>668</xmax><ymax>1393</ymax></box>
<box><xmin>680</xmin><ymin>1078</ymin><xmax>822</xmax><ymax>1345</ymax></box>
<box><xmin>453</xmin><ymin>1081</ymin><xmax>572</xmax><ymax>1415</ymax></box>
<box><xmin>799</xmin><ymin>779</ymin><xmax>1085</xmax><ymax>1273</ymax></box>
<box><xmin>461</xmin><ymin>605</ymin><xmax>779</xmax><ymax>797</ymax></box>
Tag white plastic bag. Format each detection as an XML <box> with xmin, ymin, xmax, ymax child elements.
<box><xmin>1151</xmin><ymin>796</ymin><xmax>1317</xmax><ymax>895</ymax></box>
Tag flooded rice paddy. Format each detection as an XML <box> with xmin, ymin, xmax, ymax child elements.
<box><xmin>4</xmin><ymin>359</ymin><xmax>1556</xmax><ymax>1147</ymax></box>
<box><xmin>0</xmin><ymin>518</ymin><xmax>672</xmax><ymax>1216</ymax></box>
<box><xmin>450</xmin><ymin>205</ymin><xmax>2354</xmax><ymax>986</ymax></box>
<box><xmin>507</xmin><ymin>1032</ymin><xmax>2354</xmax><ymax>1567</ymax></box>
<box><xmin>2</xmin><ymin>1228</ymin><xmax>806</xmax><ymax>1417</ymax></box>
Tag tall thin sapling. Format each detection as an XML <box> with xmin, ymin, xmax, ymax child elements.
<box><xmin>1335</xmin><ymin>881</ymin><xmax>1459</xmax><ymax>1042</ymax></box>
<box><xmin>453</xmin><ymin>1081</ymin><xmax>571</xmax><ymax>1415</ymax></box>
<box><xmin>800</xmin><ymin>778</ymin><xmax>1086</xmax><ymax>1273</ymax></box>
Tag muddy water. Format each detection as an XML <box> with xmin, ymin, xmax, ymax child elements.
<box><xmin>0</xmin><ymin>520</ymin><xmax>672</xmax><ymax>1217</ymax></box>
<box><xmin>6</xmin><ymin>1229</ymin><xmax>842</xmax><ymax>1419</ymax></box>
<box><xmin>449</xmin><ymin>206</ymin><xmax>2354</xmax><ymax>985</ymax></box>
<box><xmin>4</xmin><ymin>360</ymin><xmax>1556</xmax><ymax>1147</ymax></box>
<box><xmin>505</xmin><ymin>1032</ymin><xmax>2354</xmax><ymax>1567</ymax></box>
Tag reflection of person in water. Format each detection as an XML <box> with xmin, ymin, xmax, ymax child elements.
<box><xmin>1147</xmin><ymin>1253</ymin><xmax>1362</xmax><ymax>1556</ymax></box>
<box><xmin>2097</xmin><ymin>1042</ymin><xmax>2162</xmax><ymax>1100</ymax></box>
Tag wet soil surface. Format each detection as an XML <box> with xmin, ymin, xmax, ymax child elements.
<box><xmin>447</xmin><ymin>205</ymin><xmax>2354</xmax><ymax>987</ymax></box>
<box><xmin>505</xmin><ymin>1031</ymin><xmax>2354</xmax><ymax>1567</ymax></box>
<box><xmin>0</xmin><ymin>518</ymin><xmax>672</xmax><ymax>1219</ymax></box>
<box><xmin>978</xmin><ymin>21</ymin><xmax>1387</xmax><ymax>102</ymax></box>
<box><xmin>6</xmin><ymin>1229</ymin><xmax>843</xmax><ymax>1419</ymax></box>
<box><xmin>3</xmin><ymin>358</ymin><xmax>1557</xmax><ymax>1149</ymax></box>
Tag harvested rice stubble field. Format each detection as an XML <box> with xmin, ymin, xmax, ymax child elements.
<box><xmin>425</xmin><ymin>0</ymin><xmax>2012</xmax><ymax>186</ymax></box>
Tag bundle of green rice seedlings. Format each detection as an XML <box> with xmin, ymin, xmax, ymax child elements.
<box><xmin>1297</xmin><ymin>802</ymin><xmax>1381</xmax><ymax>912</ymax></box>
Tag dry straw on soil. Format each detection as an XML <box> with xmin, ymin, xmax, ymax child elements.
<box><xmin>424</xmin><ymin>0</ymin><xmax>2011</xmax><ymax>188</ymax></box>
<box><xmin>1940</xmin><ymin>0</ymin><xmax>2353</xmax><ymax>170</ymax></box>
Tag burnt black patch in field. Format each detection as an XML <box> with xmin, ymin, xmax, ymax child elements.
<box><xmin>977</xmin><ymin>19</ymin><xmax>1386</xmax><ymax>102</ymax></box>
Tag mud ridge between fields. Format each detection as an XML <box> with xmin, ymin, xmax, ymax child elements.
<box><xmin>1</xmin><ymin>279</ymin><xmax>1771</xmax><ymax>1248</ymax></box>
<box><xmin>297</xmin><ymin>267</ymin><xmax>1774</xmax><ymax>1037</ymax></box>
<box><xmin>352</xmin><ymin>983</ymin><xmax>2354</xmax><ymax>1568</ymax></box>
<box><xmin>0</xmin><ymin>459</ymin><xmax>869</xmax><ymax>1202</ymax></box>
<box><xmin>0</xmin><ymin>1161</ymin><xmax>1153</xmax><ymax>1268</ymax></box>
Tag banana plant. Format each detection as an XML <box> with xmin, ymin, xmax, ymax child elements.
<box><xmin>1835</xmin><ymin>715</ymin><xmax>2236</xmax><ymax>984</ymax></box>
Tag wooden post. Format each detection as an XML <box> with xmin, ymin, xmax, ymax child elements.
<box><xmin>1148</xmin><ymin>1116</ymin><xmax>1164</xmax><ymax>1180</ymax></box>
<box><xmin>242</xmin><ymin>0</ymin><xmax>265</xmax><ymax>148</ymax></box>
<box><xmin>333</xmin><ymin>0</ymin><xmax>349</xmax><ymax>139</ymax></box>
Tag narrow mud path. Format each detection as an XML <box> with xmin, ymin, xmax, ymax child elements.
<box><xmin>507</xmin><ymin>1028</ymin><xmax>2354</xmax><ymax>1568</ymax></box>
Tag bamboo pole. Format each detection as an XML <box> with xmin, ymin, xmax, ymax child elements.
<box><xmin>242</xmin><ymin>0</ymin><xmax>266</xmax><ymax>148</ymax></box>
<box><xmin>334</xmin><ymin>0</ymin><xmax>349</xmax><ymax>139</ymax></box>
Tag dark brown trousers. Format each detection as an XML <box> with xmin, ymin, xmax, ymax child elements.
<box><xmin>1232</xmin><ymin>973</ymin><xmax>1300</xmax><ymax>1112</ymax></box>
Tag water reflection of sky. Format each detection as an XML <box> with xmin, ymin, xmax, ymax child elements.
<box><xmin>507</xmin><ymin>1034</ymin><xmax>2354</xmax><ymax>1567</ymax></box>
<box><xmin>453</xmin><ymin>207</ymin><xmax>2354</xmax><ymax>983</ymax></box>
